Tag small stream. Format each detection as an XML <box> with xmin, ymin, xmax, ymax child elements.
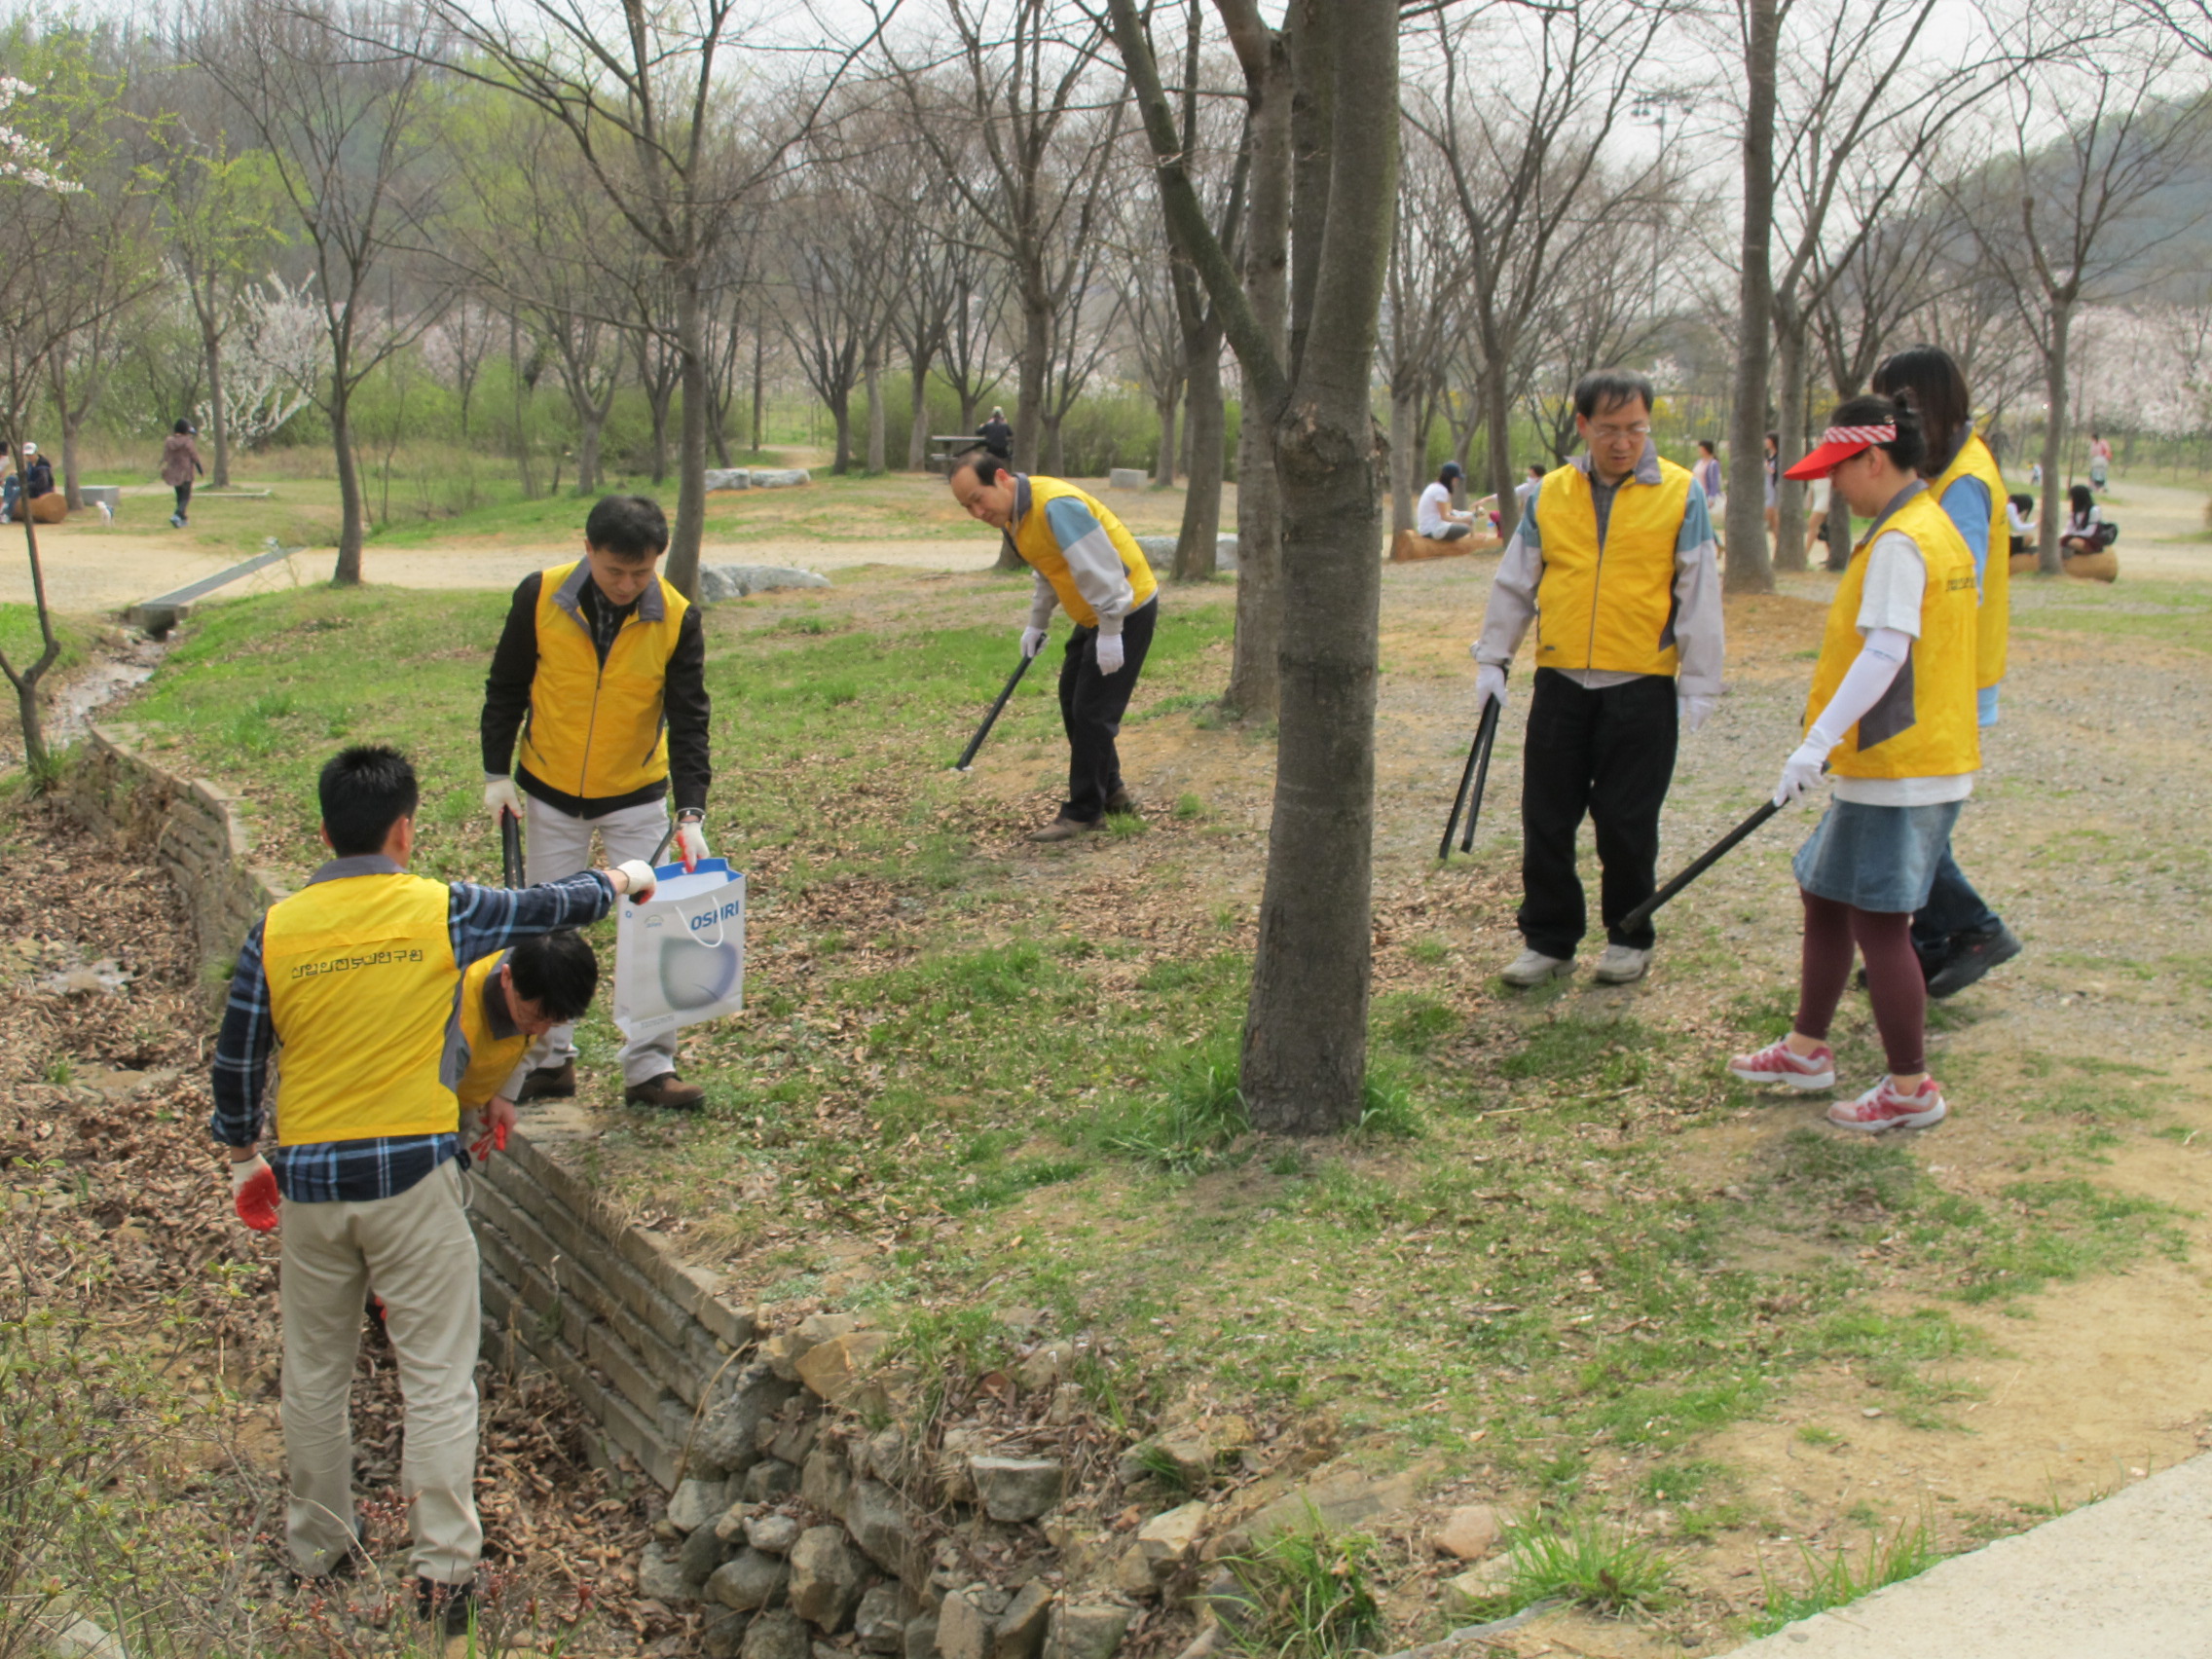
<box><xmin>46</xmin><ymin>631</ymin><xmax>168</xmax><ymax>747</ymax></box>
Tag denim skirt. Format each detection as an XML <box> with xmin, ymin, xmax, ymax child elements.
<box><xmin>1792</xmin><ymin>798</ymin><xmax>1964</xmax><ymax>913</ymax></box>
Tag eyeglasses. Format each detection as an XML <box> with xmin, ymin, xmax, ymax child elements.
<box><xmin>1590</xmin><ymin>424</ymin><xmax>1652</xmax><ymax>443</ymax></box>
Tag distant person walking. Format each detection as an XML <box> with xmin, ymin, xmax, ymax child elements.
<box><xmin>1469</xmin><ymin>368</ymin><xmax>1724</xmax><ymax>988</ymax></box>
<box><xmin>1692</xmin><ymin>439</ymin><xmax>1722</xmax><ymax>509</ymax></box>
<box><xmin>2088</xmin><ymin>431</ymin><xmax>2111</xmax><ymax>491</ymax></box>
<box><xmin>949</xmin><ymin>455</ymin><xmax>1159</xmax><ymax>842</ymax></box>
<box><xmin>1420</xmin><ymin>461</ymin><xmax>1477</xmax><ymax>542</ymax></box>
<box><xmin>163</xmin><ymin>420</ymin><xmax>204</xmax><ymax>528</ymax></box>
<box><xmin>977</xmin><ymin>407</ymin><xmax>1014</xmax><ymax>462</ymax></box>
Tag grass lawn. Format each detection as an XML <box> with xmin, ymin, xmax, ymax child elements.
<box><xmin>104</xmin><ymin>565</ymin><xmax>2211</xmax><ymax>1651</ymax></box>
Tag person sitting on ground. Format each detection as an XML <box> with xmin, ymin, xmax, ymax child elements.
<box><xmin>950</xmin><ymin>453</ymin><xmax>1159</xmax><ymax>843</ymax></box>
<box><xmin>1419</xmin><ymin>461</ymin><xmax>1477</xmax><ymax>542</ymax></box>
<box><xmin>2059</xmin><ymin>483</ymin><xmax>2103</xmax><ymax>558</ymax></box>
<box><xmin>1731</xmin><ymin>392</ymin><xmax>1979</xmax><ymax>1132</ymax></box>
<box><xmin>2006</xmin><ymin>493</ymin><xmax>2037</xmax><ymax>557</ymax></box>
<box><xmin>977</xmin><ymin>406</ymin><xmax>1014</xmax><ymax>462</ymax></box>
<box><xmin>163</xmin><ymin>420</ymin><xmax>205</xmax><ymax>529</ymax></box>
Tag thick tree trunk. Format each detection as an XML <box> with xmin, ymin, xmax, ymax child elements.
<box><xmin>331</xmin><ymin>390</ymin><xmax>364</xmax><ymax>587</ymax></box>
<box><xmin>1388</xmin><ymin>381</ymin><xmax>1416</xmax><ymax>535</ymax></box>
<box><xmin>2039</xmin><ymin>299</ymin><xmax>2072</xmax><ymax>574</ymax></box>
<box><xmin>1044</xmin><ymin>415</ymin><xmax>1066</xmax><ymax>475</ymax></box>
<box><xmin>1772</xmin><ymin>301</ymin><xmax>1808</xmax><ymax>573</ymax></box>
<box><xmin>59</xmin><ymin>409</ymin><xmax>84</xmax><ymax>513</ymax></box>
<box><xmin>1482</xmin><ymin>361</ymin><xmax>1517</xmax><ymax>536</ymax></box>
<box><xmin>1155</xmin><ymin>387</ymin><xmax>1179</xmax><ymax>487</ymax></box>
<box><xmin>864</xmin><ymin>341</ymin><xmax>887</xmax><ymax>473</ymax></box>
<box><xmin>646</xmin><ymin>383</ymin><xmax>672</xmax><ymax>483</ymax></box>
<box><xmin>1238</xmin><ymin>0</ymin><xmax>1397</xmax><ymax>1136</ymax></box>
<box><xmin>1014</xmin><ymin>283</ymin><xmax>1049</xmax><ymax>468</ymax></box>
<box><xmin>830</xmin><ymin>395</ymin><xmax>853</xmax><ymax>475</ymax></box>
<box><xmin>1172</xmin><ymin>320</ymin><xmax>1225</xmax><ymax>580</ymax></box>
<box><xmin>907</xmin><ymin>361</ymin><xmax>931</xmax><ymax>471</ymax></box>
<box><xmin>1725</xmin><ymin>0</ymin><xmax>1779</xmax><ymax>595</ymax></box>
<box><xmin>667</xmin><ymin>275</ymin><xmax>709</xmax><ymax>600</ymax></box>
<box><xmin>576</xmin><ymin>408</ymin><xmax>604</xmax><ymax>496</ymax></box>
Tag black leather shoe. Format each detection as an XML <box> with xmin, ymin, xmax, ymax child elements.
<box><xmin>515</xmin><ymin>1062</ymin><xmax>575</xmax><ymax>1101</ymax></box>
<box><xmin>416</xmin><ymin>1576</ymin><xmax>476</xmax><ymax>1636</ymax></box>
<box><xmin>1926</xmin><ymin>923</ymin><xmax>2023</xmax><ymax>999</ymax></box>
<box><xmin>624</xmin><ymin>1072</ymin><xmax>706</xmax><ymax>1111</ymax></box>
<box><xmin>1104</xmin><ymin>787</ymin><xmax>1141</xmax><ymax>816</ymax></box>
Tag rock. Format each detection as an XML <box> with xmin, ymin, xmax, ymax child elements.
<box><xmin>705</xmin><ymin>468</ymin><xmax>753</xmax><ymax>492</ymax></box>
<box><xmin>789</xmin><ymin>1526</ymin><xmax>866</xmax><ymax>1631</ymax></box>
<box><xmin>639</xmin><ymin>1541</ymin><xmax>696</xmax><ymax>1604</ymax></box>
<box><xmin>698</xmin><ymin>1364</ymin><xmax>801</xmax><ymax>1474</ymax></box>
<box><xmin>671</xmin><ymin>1477</ymin><xmax>732</xmax><ymax>1533</ymax></box>
<box><xmin>905</xmin><ymin>1613</ymin><xmax>940</xmax><ymax>1659</ymax></box>
<box><xmin>1043</xmin><ymin>1603</ymin><xmax>1129</xmax><ymax>1659</ymax></box>
<box><xmin>935</xmin><ymin>1428</ymin><xmax>984</xmax><ymax>1503</ymax></box>
<box><xmin>1136</xmin><ymin>1502</ymin><xmax>1207</xmax><ymax>1574</ymax></box>
<box><xmin>1132</xmin><ymin>534</ymin><xmax>1238</xmax><ymax>573</ymax></box>
<box><xmin>802</xmin><ymin>1446</ymin><xmax>853</xmax><ymax>1520</ymax></box>
<box><xmin>856</xmin><ymin>1583</ymin><xmax>908</xmax><ymax>1653</ymax></box>
<box><xmin>768</xmin><ymin>1412</ymin><xmax>821</xmax><ymax>1468</ymax></box>
<box><xmin>1018</xmin><ymin>1342</ymin><xmax>1075</xmax><ymax>1393</ymax></box>
<box><xmin>1111</xmin><ymin>1545</ymin><xmax>1157</xmax><ymax>1597</ymax></box>
<box><xmin>1118</xmin><ymin>1435</ymin><xmax>1210</xmax><ymax>1490</ymax></box>
<box><xmin>1047</xmin><ymin>1384</ymin><xmax>1085</xmax><ymax>1426</ymax></box>
<box><xmin>709</xmin><ymin>1549</ymin><xmax>792</xmax><ymax>1612</ymax></box>
<box><xmin>1432</xmin><ymin>1504</ymin><xmax>1503</xmax><ymax>1562</ymax></box>
<box><xmin>846</xmin><ymin>1478</ymin><xmax>919</xmax><ymax>1579</ymax></box>
<box><xmin>747</xmin><ymin>1512</ymin><xmax>805</xmax><ymax>1556</ymax></box>
<box><xmin>704</xmin><ymin>1606</ymin><xmax>751</xmax><ymax>1659</ymax></box>
<box><xmin>970</xmin><ymin>1456</ymin><xmax>1064</xmax><ymax>1523</ymax></box>
<box><xmin>1245</xmin><ymin>1468</ymin><xmax>1424</xmax><ymax>1543</ymax></box>
<box><xmin>699</xmin><ymin>564</ymin><xmax>832</xmax><ymax>605</ymax></box>
<box><xmin>864</xmin><ymin>1427</ymin><xmax>908</xmax><ymax>1484</ymax></box>
<box><xmin>1107</xmin><ymin>468</ymin><xmax>1147</xmax><ymax>489</ymax></box>
<box><xmin>992</xmin><ymin>1580</ymin><xmax>1054</xmax><ymax>1659</ymax></box>
<box><xmin>1443</xmin><ymin>1557</ymin><xmax>1516</xmax><ymax>1616</ymax></box>
<box><xmin>744</xmin><ymin>1608</ymin><xmax>813</xmax><ymax>1659</ymax></box>
<box><xmin>747</xmin><ymin>1458</ymin><xmax>802</xmax><ymax>1503</ymax></box>
<box><xmin>718</xmin><ymin>1502</ymin><xmax>759</xmax><ymax>1544</ymax></box>
<box><xmin>43</xmin><ymin>1614</ymin><xmax>126</xmax><ymax>1659</ymax></box>
<box><xmin>935</xmin><ymin>1589</ymin><xmax>991</xmax><ymax>1659</ymax></box>
<box><xmin>798</xmin><ymin>1331</ymin><xmax>889</xmax><ymax>1405</ymax></box>
<box><xmin>752</xmin><ymin>467</ymin><xmax>812</xmax><ymax>489</ymax></box>
<box><xmin>968</xmin><ymin>1587</ymin><xmax>1012</xmax><ymax>1618</ymax></box>
<box><xmin>682</xmin><ymin>1518</ymin><xmax>737</xmax><ymax>1586</ymax></box>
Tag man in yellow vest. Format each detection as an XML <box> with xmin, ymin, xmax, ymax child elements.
<box><xmin>949</xmin><ymin>455</ymin><xmax>1160</xmax><ymax>842</ymax></box>
<box><xmin>1469</xmin><ymin>370</ymin><xmax>1725</xmax><ymax>987</ymax></box>
<box><xmin>211</xmin><ymin>746</ymin><xmax>655</xmax><ymax>1632</ymax></box>
<box><xmin>453</xmin><ymin>931</ymin><xmax>599</xmax><ymax>1161</ymax></box>
<box><xmin>480</xmin><ymin>495</ymin><xmax>714</xmax><ymax>1109</ymax></box>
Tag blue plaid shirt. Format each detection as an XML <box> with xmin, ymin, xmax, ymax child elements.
<box><xmin>210</xmin><ymin>856</ymin><xmax>614</xmax><ymax>1203</ymax></box>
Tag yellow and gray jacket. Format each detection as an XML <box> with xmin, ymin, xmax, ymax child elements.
<box><xmin>1474</xmin><ymin>443</ymin><xmax>1723</xmax><ymax>697</ymax></box>
<box><xmin>1007</xmin><ymin>475</ymin><xmax>1159</xmax><ymax>635</ymax></box>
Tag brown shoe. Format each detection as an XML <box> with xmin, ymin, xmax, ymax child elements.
<box><xmin>1027</xmin><ymin>815</ymin><xmax>1101</xmax><ymax>844</ymax></box>
<box><xmin>1104</xmin><ymin>788</ymin><xmax>1140</xmax><ymax>817</ymax></box>
<box><xmin>624</xmin><ymin>1072</ymin><xmax>706</xmax><ymax>1111</ymax></box>
<box><xmin>515</xmin><ymin>1062</ymin><xmax>574</xmax><ymax>1101</ymax></box>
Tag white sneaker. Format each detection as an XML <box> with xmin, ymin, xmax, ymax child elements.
<box><xmin>1593</xmin><ymin>944</ymin><xmax>1651</xmax><ymax>984</ymax></box>
<box><xmin>1501</xmin><ymin>947</ymin><xmax>1573</xmax><ymax>987</ymax></box>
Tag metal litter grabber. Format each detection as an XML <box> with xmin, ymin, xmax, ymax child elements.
<box><xmin>1438</xmin><ymin>697</ymin><xmax>1502</xmax><ymax>860</ymax></box>
<box><xmin>952</xmin><ymin>651</ymin><xmax>1036</xmax><ymax>772</ymax></box>
<box><xmin>1617</xmin><ymin>793</ymin><xmax>1795</xmax><ymax>938</ymax></box>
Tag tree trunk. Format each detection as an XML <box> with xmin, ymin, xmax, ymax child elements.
<box><xmin>4</xmin><ymin>512</ymin><xmax>64</xmax><ymax>776</ymax></box>
<box><xmin>1482</xmin><ymin>360</ymin><xmax>1517</xmax><ymax>536</ymax></box>
<box><xmin>331</xmin><ymin>389</ymin><xmax>364</xmax><ymax>586</ymax></box>
<box><xmin>202</xmin><ymin>277</ymin><xmax>232</xmax><ymax>488</ymax></box>
<box><xmin>864</xmin><ymin>339</ymin><xmax>887</xmax><ymax>473</ymax></box>
<box><xmin>1772</xmin><ymin>300</ymin><xmax>1808</xmax><ymax>573</ymax></box>
<box><xmin>1155</xmin><ymin>387</ymin><xmax>1180</xmax><ymax>487</ymax></box>
<box><xmin>1172</xmin><ymin>318</ymin><xmax>1226</xmax><ymax>580</ymax></box>
<box><xmin>508</xmin><ymin>314</ymin><xmax>538</xmax><ymax>501</ymax></box>
<box><xmin>907</xmin><ymin>359</ymin><xmax>932</xmax><ymax>471</ymax></box>
<box><xmin>830</xmin><ymin>393</ymin><xmax>853</xmax><ymax>476</ymax></box>
<box><xmin>2039</xmin><ymin>298</ymin><xmax>2072</xmax><ymax>574</ymax></box>
<box><xmin>576</xmin><ymin>406</ymin><xmax>604</xmax><ymax>496</ymax></box>
<box><xmin>1825</xmin><ymin>489</ymin><xmax>1851</xmax><ymax>571</ymax></box>
<box><xmin>1238</xmin><ymin>0</ymin><xmax>1397</xmax><ymax>1136</ymax></box>
<box><xmin>667</xmin><ymin>274</ymin><xmax>709</xmax><ymax>600</ymax></box>
<box><xmin>751</xmin><ymin>322</ymin><xmax>766</xmax><ymax>456</ymax></box>
<box><xmin>1388</xmin><ymin>379</ymin><xmax>1416</xmax><ymax>535</ymax></box>
<box><xmin>646</xmin><ymin>381</ymin><xmax>672</xmax><ymax>483</ymax></box>
<box><xmin>58</xmin><ymin>407</ymin><xmax>84</xmax><ymax>513</ymax></box>
<box><xmin>1724</xmin><ymin>0</ymin><xmax>1779</xmax><ymax>595</ymax></box>
<box><xmin>1044</xmin><ymin>415</ymin><xmax>1066</xmax><ymax>475</ymax></box>
<box><xmin>1014</xmin><ymin>280</ymin><xmax>1049</xmax><ymax>468</ymax></box>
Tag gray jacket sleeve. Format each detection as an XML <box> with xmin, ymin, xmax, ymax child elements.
<box><xmin>1474</xmin><ymin>515</ymin><xmax>1542</xmax><ymax>669</ymax></box>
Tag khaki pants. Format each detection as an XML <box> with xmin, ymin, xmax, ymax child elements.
<box><xmin>280</xmin><ymin>1159</ymin><xmax>482</xmax><ymax>1585</ymax></box>
<box><xmin>523</xmin><ymin>792</ymin><xmax>675</xmax><ymax>1086</ymax></box>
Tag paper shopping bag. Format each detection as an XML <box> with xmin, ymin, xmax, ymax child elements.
<box><xmin>612</xmin><ymin>858</ymin><xmax>745</xmax><ymax>1041</ymax></box>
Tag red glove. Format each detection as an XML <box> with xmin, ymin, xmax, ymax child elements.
<box><xmin>469</xmin><ymin>1096</ymin><xmax>517</xmax><ymax>1162</ymax></box>
<box><xmin>230</xmin><ymin>1155</ymin><xmax>279</xmax><ymax>1232</ymax></box>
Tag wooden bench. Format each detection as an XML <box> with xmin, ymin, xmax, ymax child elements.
<box><xmin>1390</xmin><ymin>528</ymin><xmax>1499</xmax><ymax>562</ymax></box>
<box><xmin>927</xmin><ymin>435</ymin><xmax>992</xmax><ymax>474</ymax></box>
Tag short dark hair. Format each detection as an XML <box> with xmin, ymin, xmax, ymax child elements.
<box><xmin>173</xmin><ymin>418</ymin><xmax>194</xmax><ymax>435</ymax></box>
<box><xmin>1870</xmin><ymin>345</ymin><xmax>1972</xmax><ymax>478</ymax></box>
<box><xmin>319</xmin><ymin>745</ymin><xmax>419</xmax><ymax>857</ymax></box>
<box><xmin>1824</xmin><ymin>392</ymin><xmax>1925</xmax><ymax>474</ymax></box>
<box><xmin>506</xmin><ymin>930</ymin><xmax>599</xmax><ymax>1022</ymax></box>
<box><xmin>2009</xmin><ymin>492</ymin><xmax>2034</xmax><ymax>513</ymax></box>
<box><xmin>1697</xmin><ymin>439</ymin><xmax>1716</xmax><ymax>457</ymax></box>
<box><xmin>1571</xmin><ymin>369</ymin><xmax>1654</xmax><ymax>420</ymax></box>
<box><xmin>956</xmin><ymin>453</ymin><xmax>1013</xmax><ymax>489</ymax></box>
<box><xmin>1527</xmin><ymin>462</ymin><xmax>1544</xmax><ymax>477</ymax></box>
<box><xmin>584</xmin><ymin>495</ymin><xmax>669</xmax><ymax>560</ymax></box>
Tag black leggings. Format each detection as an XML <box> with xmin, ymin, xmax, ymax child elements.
<box><xmin>174</xmin><ymin>482</ymin><xmax>193</xmax><ymax>517</ymax></box>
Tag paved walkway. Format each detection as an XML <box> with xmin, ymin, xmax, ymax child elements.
<box><xmin>1720</xmin><ymin>1453</ymin><xmax>2212</xmax><ymax>1657</ymax></box>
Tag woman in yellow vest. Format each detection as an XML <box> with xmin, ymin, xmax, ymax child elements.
<box><xmin>1729</xmin><ymin>395</ymin><xmax>1980</xmax><ymax>1132</ymax></box>
<box><xmin>1869</xmin><ymin>347</ymin><xmax>2022</xmax><ymax>999</ymax></box>
<box><xmin>949</xmin><ymin>455</ymin><xmax>1160</xmax><ymax>842</ymax></box>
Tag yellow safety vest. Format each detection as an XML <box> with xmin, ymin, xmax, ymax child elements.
<box><xmin>516</xmin><ymin>560</ymin><xmax>689</xmax><ymax>803</ymax></box>
<box><xmin>262</xmin><ymin>872</ymin><xmax>460</xmax><ymax>1146</ymax></box>
<box><xmin>455</xmin><ymin>948</ymin><xmax>532</xmax><ymax>1111</ymax></box>
<box><xmin>1012</xmin><ymin>477</ymin><xmax>1159</xmax><ymax>629</ymax></box>
<box><xmin>1931</xmin><ymin>432</ymin><xmax>2007</xmax><ymax>690</ymax></box>
<box><xmin>1531</xmin><ymin>458</ymin><xmax>1694</xmax><ymax>678</ymax></box>
<box><xmin>1806</xmin><ymin>489</ymin><xmax>1981</xmax><ymax>781</ymax></box>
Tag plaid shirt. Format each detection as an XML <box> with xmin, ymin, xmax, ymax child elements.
<box><xmin>210</xmin><ymin>856</ymin><xmax>614</xmax><ymax>1203</ymax></box>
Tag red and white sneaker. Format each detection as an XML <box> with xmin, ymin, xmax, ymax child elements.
<box><xmin>1727</xmin><ymin>1038</ymin><xmax>1836</xmax><ymax>1091</ymax></box>
<box><xmin>1826</xmin><ymin>1075</ymin><xmax>1946</xmax><ymax>1132</ymax></box>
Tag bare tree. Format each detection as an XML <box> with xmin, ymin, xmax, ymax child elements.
<box><xmin>197</xmin><ymin>0</ymin><xmax>449</xmax><ymax>585</ymax></box>
<box><xmin>1110</xmin><ymin>0</ymin><xmax>1399</xmax><ymax>1132</ymax></box>
<box><xmin>773</xmin><ymin>166</ymin><xmax>898</xmax><ymax>475</ymax></box>
<box><xmin>1382</xmin><ymin>127</ymin><xmax>1468</xmax><ymax>535</ymax></box>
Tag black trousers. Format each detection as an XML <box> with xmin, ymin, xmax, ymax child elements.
<box><xmin>1517</xmin><ymin>669</ymin><xmax>1678</xmax><ymax>957</ymax></box>
<box><xmin>1059</xmin><ymin>596</ymin><xmax>1157</xmax><ymax>821</ymax></box>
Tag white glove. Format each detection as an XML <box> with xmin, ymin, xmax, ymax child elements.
<box><xmin>1773</xmin><ymin>740</ymin><xmax>1829</xmax><ymax>808</ymax></box>
<box><xmin>674</xmin><ymin>817</ymin><xmax>709</xmax><ymax>873</ymax></box>
<box><xmin>1020</xmin><ymin>626</ymin><xmax>1049</xmax><ymax>660</ymax></box>
<box><xmin>1094</xmin><ymin>631</ymin><xmax>1125</xmax><ymax>676</ymax></box>
<box><xmin>1475</xmin><ymin>663</ymin><xmax>1507</xmax><ymax>711</ymax></box>
<box><xmin>484</xmin><ymin>775</ymin><xmax>525</xmax><ymax>825</ymax></box>
<box><xmin>1679</xmin><ymin>693</ymin><xmax>1717</xmax><ymax>732</ymax></box>
<box><xmin>612</xmin><ymin>859</ymin><xmax>657</xmax><ymax>901</ymax></box>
